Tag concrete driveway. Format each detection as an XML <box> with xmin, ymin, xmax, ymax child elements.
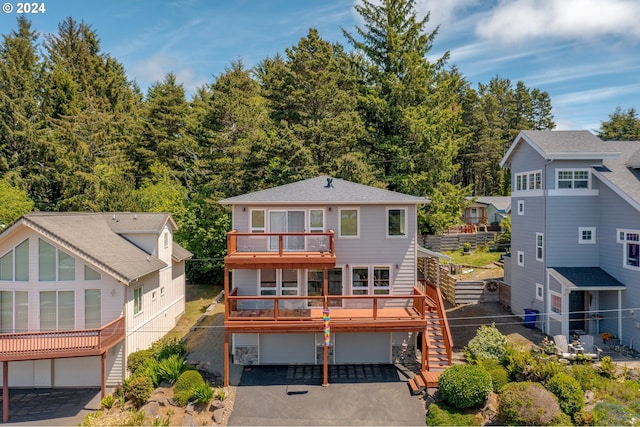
<box><xmin>228</xmin><ymin>364</ymin><xmax>426</xmax><ymax>426</ymax></box>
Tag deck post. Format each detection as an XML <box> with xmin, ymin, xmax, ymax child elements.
<box><xmin>101</xmin><ymin>352</ymin><xmax>107</xmax><ymax>398</ymax></box>
<box><xmin>421</xmin><ymin>328</ymin><xmax>427</xmax><ymax>370</ymax></box>
<box><xmin>224</xmin><ymin>331</ymin><xmax>229</xmax><ymax>387</ymax></box>
<box><xmin>224</xmin><ymin>267</ymin><xmax>230</xmax><ymax>321</ymax></box>
<box><xmin>3</xmin><ymin>361</ymin><xmax>8</xmax><ymax>423</ymax></box>
<box><xmin>322</xmin><ymin>267</ymin><xmax>329</xmax><ymax>387</ymax></box>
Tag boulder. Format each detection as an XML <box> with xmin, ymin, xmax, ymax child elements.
<box><xmin>213</xmin><ymin>408</ymin><xmax>225</xmax><ymax>424</ymax></box>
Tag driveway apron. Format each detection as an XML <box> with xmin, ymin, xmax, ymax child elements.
<box><xmin>228</xmin><ymin>364</ymin><xmax>425</xmax><ymax>426</ymax></box>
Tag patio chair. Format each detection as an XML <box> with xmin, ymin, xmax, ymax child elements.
<box><xmin>553</xmin><ymin>334</ymin><xmax>575</xmax><ymax>359</ymax></box>
<box><xmin>579</xmin><ymin>334</ymin><xmax>603</xmax><ymax>360</ymax></box>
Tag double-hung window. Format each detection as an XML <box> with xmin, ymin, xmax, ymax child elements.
<box><xmin>250</xmin><ymin>210</ymin><xmax>265</xmax><ymax>233</ymax></box>
<box><xmin>550</xmin><ymin>292</ymin><xmax>562</xmax><ymax>315</ymax></box>
<box><xmin>133</xmin><ymin>287</ymin><xmax>143</xmax><ymax>316</ymax></box>
<box><xmin>618</xmin><ymin>229</ymin><xmax>640</xmax><ymax>270</ymax></box>
<box><xmin>351</xmin><ymin>266</ymin><xmax>391</xmax><ymax>295</ymax></box>
<box><xmin>339</xmin><ymin>208</ymin><xmax>359</xmax><ymax>237</ymax></box>
<box><xmin>557</xmin><ymin>169</ymin><xmax>590</xmax><ymax>189</ymax></box>
<box><xmin>536</xmin><ymin>233</ymin><xmax>544</xmax><ymax>261</ymax></box>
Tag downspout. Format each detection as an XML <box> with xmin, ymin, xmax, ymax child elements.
<box><xmin>544</xmin><ymin>159</ymin><xmax>552</xmax><ymax>335</ymax></box>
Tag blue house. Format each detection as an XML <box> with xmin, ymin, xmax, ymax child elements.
<box><xmin>501</xmin><ymin>130</ymin><xmax>640</xmax><ymax>344</ymax></box>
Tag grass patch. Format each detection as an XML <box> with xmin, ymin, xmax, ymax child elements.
<box><xmin>164</xmin><ymin>283</ymin><xmax>222</xmax><ymax>342</ymax></box>
<box><xmin>444</xmin><ymin>249</ymin><xmax>502</xmax><ymax>267</ymax></box>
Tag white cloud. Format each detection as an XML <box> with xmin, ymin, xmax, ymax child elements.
<box><xmin>477</xmin><ymin>0</ymin><xmax>640</xmax><ymax>43</ymax></box>
<box><xmin>130</xmin><ymin>53</ymin><xmax>206</xmax><ymax>94</ymax></box>
<box><xmin>554</xmin><ymin>83</ymin><xmax>640</xmax><ymax>106</ymax></box>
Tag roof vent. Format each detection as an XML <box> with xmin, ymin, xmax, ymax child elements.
<box><xmin>134</xmin><ymin>214</ymin><xmax>137</xmax><ymax>220</ymax></box>
<box><xmin>325</xmin><ymin>178</ymin><xmax>334</xmax><ymax>189</ymax></box>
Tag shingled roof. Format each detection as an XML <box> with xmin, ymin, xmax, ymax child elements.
<box><xmin>3</xmin><ymin>212</ymin><xmax>191</xmax><ymax>284</ymax></box>
<box><xmin>220</xmin><ymin>176</ymin><xmax>428</xmax><ymax>205</ymax></box>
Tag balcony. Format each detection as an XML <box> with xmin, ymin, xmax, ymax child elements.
<box><xmin>225</xmin><ymin>230</ymin><xmax>336</xmax><ymax>270</ymax></box>
<box><xmin>0</xmin><ymin>315</ymin><xmax>125</xmax><ymax>362</ymax></box>
<box><xmin>224</xmin><ymin>287</ymin><xmax>436</xmax><ymax>333</ymax></box>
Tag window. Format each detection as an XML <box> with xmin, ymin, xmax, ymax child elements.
<box><xmin>339</xmin><ymin>208</ymin><xmax>359</xmax><ymax>237</ymax></box>
<box><xmin>550</xmin><ymin>292</ymin><xmax>562</xmax><ymax>314</ymax></box>
<box><xmin>515</xmin><ymin>170</ymin><xmax>542</xmax><ymax>191</ymax></box>
<box><xmin>351</xmin><ymin>267</ymin><xmax>369</xmax><ymax>295</ymax></box>
<box><xmin>536</xmin><ymin>233</ymin><xmax>544</xmax><ymax>261</ymax></box>
<box><xmin>387</xmin><ymin>208</ymin><xmax>406</xmax><ymax>237</ymax></box>
<box><xmin>618</xmin><ymin>229</ymin><xmax>640</xmax><ymax>270</ymax></box>
<box><xmin>164</xmin><ymin>232</ymin><xmax>169</xmax><ymax>248</ymax></box>
<box><xmin>259</xmin><ymin>269</ymin><xmax>299</xmax><ymax>296</ymax></box>
<box><xmin>40</xmin><ymin>290</ymin><xmax>74</xmax><ymax>331</ymax></box>
<box><xmin>250</xmin><ymin>210</ymin><xmax>265</xmax><ymax>233</ymax></box>
<box><xmin>309</xmin><ymin>210</ymin><xmax>324</xmax><ymax>233</ymax></box>
<box><xmin>280</xmin><ymin>269</ymin><xmax>299</xmax><ymax>296</ymax></box>
<box><xmin>84</xmin><ymin>265</ymin><xmax>101</xmax><ymax>280</ymax></box>
<box><xmin>85</xmin><ymin>289</ymin><xmax>101</xmax><ymax>329</ymax></box>
<box><xmin>517</xmin><ymin>200</ymin><xmax>524</xmax><ymax>215</ymax></box>
<box><xmin>160</xmin><ymin>286</ymin><xmax>165</xmax><ymax>297</ymax></box>
<box><xmin>307</xmin><ymin>268</ymin><xmax>343</xmax><ymax>307</ymax></box>
<box><xmin>134</xmin><ymin>287</ymin><xmax>143</xmax><ymax>316</ymax></box>
<box><xmin>15</xmin><ymin>239</ymin><xmax>29</xmax><ymax>281</ymax></box>
<box><xmin>39</xmin><ymin>239</ymin><xmax>75</xmax><ymax>281</ymax></box>
<box><xmin>517</xmin><ymin>251</ymin><xmax>524</xmax><ymax>267</ymax></box>
<box><xmin>0</xmin><ymin>291</ymin><xmax>27</xmax><ymax>333</ymax></box>
<box><xmin>0</xmin><ymin>250</ymin><xmax>13</xmax><ymax>280</ymax></box>
<box><xmin>536</xmin><ymin>283</ymin><xmax>543</xmax><ymax>301</ymax></box>
<box><xmin>373</xmin><ymin>267</ymin><xmax>390</xmax><ymax>295</ymax></box>
<box><xmin>579</xmin><ymin>227</ymin><xmax>596</xmax><ymax>244</ymax></box>
<box><xmin>152</xmin><ymin>291</ymin><xmax>157</xmax><ymax>301</ymax></box>
<box><xmin>557</xmin><ymin>169</ymin><xmax>590</xmax><ymax>189</ymax></box>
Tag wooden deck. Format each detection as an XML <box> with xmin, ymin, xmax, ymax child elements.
<box><xmin>224</xmin><ymin>230</ymin><xmax>336</xmax><ymax>269</ymax></box>
<box><xmin>0</xmin><ymin>316</ymin><xmax>125</xmax><ymax>362</ymax></box>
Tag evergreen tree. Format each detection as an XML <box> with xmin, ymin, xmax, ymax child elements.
<box><xmin>599</xmin><ymin>106</ymin><xmax>640</xmax><ymax>141</ymax></box>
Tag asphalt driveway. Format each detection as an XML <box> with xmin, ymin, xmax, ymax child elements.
<box><xmin>228</xmin><ymin>364</ymin><xmax>426</xmax><ymax>426</ymax></box>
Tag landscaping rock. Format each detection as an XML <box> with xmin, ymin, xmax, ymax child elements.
<box><xmin>209</xmin><ymin>400</ymin><xmax>225</xmax><ymax>411</ymax></box>
<box><xmin>181</xmin><ymin>413</ymin><xmax>193</xmax><ymax>427</ymax></box>
<box><xmin>143</xmin><ymin>401</ymin><xmax>160</xmax><ymax>418</ymax></box>
<box><xmin>481</xmin><ymin>392</ymin><xmax>499</xmax><ymax>424</ymax></box>
<box><xmin>584</xmin><ymin>390</ymin><xmax>596</xmax><ymax>405</ymax></box>
<box><xmin>213</xmin><ymin>408</ymin><xmax>225</xmax><ymax>424</ymax></box>
<box><xmin>186</xmin><ymin>402</ymin><xmax>195</xmax><ymax>415</ymax></box>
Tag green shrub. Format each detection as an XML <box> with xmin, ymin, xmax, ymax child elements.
<box><xmin>152</xmin><ymin>337</ymin><xmax>186</xmax><ymax>361</ymax></box>
<box><xmin>478</xmin><ymin>359</ymin><xmax>509</xmax><ymax>393</ymax></box>
<box><xmin>599</xmin><ymin>356</ymin><xmax>617</xmax><ymax>379</ymax></box>
<box><xmin>571</xmin><ymin>363</ymin><xmax>607</xmax><ymax>392</ymax></box>
<box><xmin>158</xmin><ymin>354</ymin><xmax>187</xmax><ymax>384</ymax></box>
<box><xmin>546</xmin><ymin>372</ymin><xmax>585</xmax><ymax>418</ymax></box>
<box><xmin>499</xmin><ymin>381</ymin><xmax>571</xmax><ymax>426</ymax></box>
<box><xmin>124</xmin><ymin>375</ymin><xmax>154</xmax><ymax>408</ymax></box>
<box><xmin>173</xmin><ymin>370</ymin><xmax>205</xmax><ymax>406</ymax></box>
<box><xmin>592</xmin><ymin>399</ymin><xmax>639</xmax><ymax>426</ymax></box>
<box><xmin>214</xmin><ymin>387</ymin><xmax>227</xmax><ymax>401</ymax></box>
<box><xmin>136</xmin><ymin>358</ymin><xmax>161</xmax><ymax>387</ymax></box>
<box><xmin>190</xmin><ymin>382</ymin><xmax>214</xmax><ymax>405</ymax></box>
<box><xmin>127</xmin><ymin>349</ymin><xmax>153</xmax><ymax>374</ymax></box>
<box><xmin>100</xmin><ymin>394</ymin><xmax>116</xmax><ymax>410</ymax></box>
<box><xmin>81</xmin><ymin>409</ymin><xmax>145</xmax><ymax>426</ymax></box>
<box><xmin>425</xmin><ymin>401</ymin><xmax>480</xmax><ymax>426</ymax></box>
<box><xmin>464</xmin><ymin>324</ymin><xmax>507</xmax><ymax>362</ymax></box>
<box><xmin>439</xmin><ymin>364</ymin><xmax>493</xmax><ymax>409</ymax></box>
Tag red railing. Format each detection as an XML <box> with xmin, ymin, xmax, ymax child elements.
<box><xmin>225</xmin><ymin>290</ymin><xmax>434</xmax><ymax>322</ymax></box>
<box><xmin>226</xmin><ymin>230</ymin><xmax>335</xmax><ymax>256</ymax></box>
<box><xmin>0</xmin><ymin>315</ymin><xmax>125</xmax><ymax>361</ymax></box>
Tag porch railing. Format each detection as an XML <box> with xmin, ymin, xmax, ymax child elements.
<box><xmin>227</xmin><ymin>230</ymin><xmax>335</xmax><ymax>256</ymax></box>
<box><xmin>0</xmin><ymin>315</ymin><xmax>125</xmax><ymax>361</ymax></box>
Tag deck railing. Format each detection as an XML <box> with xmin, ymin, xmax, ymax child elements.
<box><xmin>227</xmin><ymin>230</ymin><xmax>335</xmax><ymax>256</ymax></box>
<box><xmin>0</xmin><ymin>315</ymin><xmax>125</xmax><ymax>361</ymax></box>
<box><xmin>226</xmin><ymin>288</ymin><xmax>432</xmax><ymax>322</ymax></box>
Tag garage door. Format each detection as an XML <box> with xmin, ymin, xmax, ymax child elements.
<box><xmin>335</xmin><ymin>332</ymin><xmax>391</xmax><ymax>364</ymax></box>
<box><xmin>260</xmin><ymin>333</ymin><xmax>315</xmax><ymax>364</ymax></box>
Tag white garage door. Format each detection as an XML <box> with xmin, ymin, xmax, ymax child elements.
<box><xmin>260</xmin><ymin>333</ymin><xmax>315</xmax><ymax>364</ymax></box>
<box><xmin>335</xmin><ymin>333</ymin><xmax>391</xmax><ymax>364</ymax></box>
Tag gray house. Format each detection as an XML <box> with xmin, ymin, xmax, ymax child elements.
<box><xmin>219</xmin><ymin>176</ymin><xmax>452</xmax><ymax>386</ymax></box>
<box><xmin>501</xmin><ymin>130</ymin><xmax>640</xmax><ymax>344</ymax></box>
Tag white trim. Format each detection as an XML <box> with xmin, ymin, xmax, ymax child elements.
<box><xmin>617</xmin><ymin>228</ymin><xmax>640</xmax><ymax>271</ymax></box>
<box><xmin>308</xmin><ymin>209</ymin><xmax>325</xmax><ymax>233</ymax></box>
<box><xmin>555</xmin><ymin>168</ymin><xmax>591</xmax><ymax>190</ymax></box>
<box><xmin>511</xmin><ymin>189</ymin><xmax>544</xmax><ymax>198</ymax></box>
<box><xmin>133</xmin><ymin>286</ymin><xmax>143</xmax><ymax>316</ymax></box>
<box><xmin>578</xmin><ymin>227</ymin><xmax>596</xmax><ymax>244</ymax></box>
<box><xmin>517</xmin><ymin>250</ymin><xmax>524</xmax><ymax>267</ymax></box>
<box><xmin>386</xmin><ymin>207</ymin><xmax>407</xmax><ymax>238</ymax></box>
<box><xmin>536</xmin><ymin>233</ymin><xmax>544</xmax><ymax>262</ymax></box>
<box><xmin>349</xmin><ymin>264</ymin><xmax>392</xmax><ymax>296</ymax></box>
<box><xmin>338</xmin><ymin>207</ymin><xmax>360</xmax><ymax>238</ymax></box>
<box><xmin>535</xmin><ymin>283</ymin><xmax>543</xmax><ymax>301</ymax></box>
<box><xmin>549</xmin><ymin>290</ymin><xmax>562</xmax><ymax>321</ymax></box>
<box><xmin>250</xmin><ymin>209</ymin><xmax>266</xmax><ymax>233</ymax></box>
<box><xmin>545</xmin><ymin>152</ymin><xmax>620</xmax><ymax>160</ymax></box>
<box><xmin>517</xmin><ymin>200</ymin><xmax>524</xmax><ymax>216</ymax></box>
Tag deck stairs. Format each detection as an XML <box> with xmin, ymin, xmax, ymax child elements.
<box><xmin>407</xmin><ymin>310</ymin><xmax>451</xmax><ymax>395</ymax></box>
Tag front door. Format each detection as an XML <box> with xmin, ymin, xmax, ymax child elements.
<box><xmin>569</xmin><ymin>291</ymin><xmax>585</xmax><ymax>333</ymax></box>
<box><xmin>269</xmin><ymin>211</ymin><xmax>305</xmax><ymax>251</ymax></box>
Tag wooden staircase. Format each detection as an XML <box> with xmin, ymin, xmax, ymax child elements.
<box><xmin>408</xmin><ymin>285</ymin><xmax>453</xmax><ymax>395</ymax></box>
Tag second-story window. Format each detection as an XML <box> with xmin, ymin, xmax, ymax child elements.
<box><xmin>618</xmin><ymin>229</ymin><xmax>640</xmax><ymax>270</ymax></box>
<box><xmin>309</xmin><ymin>209</ymin><xmax>324</xmax><ymax>232</ymax></box>
<box><xmin>134</xmin><ymin>287</ymin><xmax>143</xmax><ymax>316</ymax></box>
<box><xmin>339</xmin><ymin>208</ymin><xmax>359</xmax><ymax>237</ymax></box>
<box><xmin>557</xmin><ymin>169</ymin><xmax>589</xmax><ymax>189</ymax></box>
<box><xmin>387</xmin><ymin>208</ymin><xmax>406</xmax><ymax>237</ymax></box>
<box><xmin>0</xmin><ymin>239</ymin><xmax>29</xmax><ymax>282</ymax></box>
<box><xmin>536</xmin><ymin>233</ymin><xmax>544</xmax><ymax>261</ymax></box>
<box><xmin>250</xmin><ymin>210</ymin><xmax>265</xmax><ymax>233</ymax></box>
<box><xmin>39</xmin><ymin>239</ymin><xmax>75</xmax><ymax>281</ymax></box>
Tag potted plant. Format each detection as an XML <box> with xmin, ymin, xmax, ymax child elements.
<box><xmin>463</xmin><ymin>242</ymin><xmax>471</xmax><ymax>254</ymax></box>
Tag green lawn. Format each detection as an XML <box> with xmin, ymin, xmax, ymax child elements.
<box><xmin>443</xmin><ymin>249</ymin><xmax>502</xmax><ymax>267</ymax></box>
<box><xmin>165</xmin><ymin>283</ymin><xmax>223</xmax><ymax>341</ymax></box>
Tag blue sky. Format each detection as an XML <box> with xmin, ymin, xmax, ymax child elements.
<box><xmin>2</xmin><ymin>0</ymin><xmax>639</xmax><ymax>131</ymax></box>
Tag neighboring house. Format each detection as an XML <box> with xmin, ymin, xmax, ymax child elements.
<box><xmin>0</xmin><ymin>212</ymin><xmax>191</xmax><ymax>420</ymax></box>
<box><xmin>219</xmin><ymin>176</ymin><xmax>452</xmax><ymax>386</ymax></box>
<box><xmin>501</xmin><ymin>130</ymin><xmax>640</xmax><ymax>344</ymax></box>
<box><xmin>462</xmin><ymin>196</ymin><xmax>511</xmax><ymax>226</ymax></box>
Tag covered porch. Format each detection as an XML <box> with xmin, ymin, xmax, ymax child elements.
<box><xmin>546</xmin><ymin>268</ymin><xmax>626</xmax><ymax>341</ymax></box>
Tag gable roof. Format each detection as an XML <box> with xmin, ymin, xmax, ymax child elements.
<box><xmin>500</xmin><ymin>130</ymin><xmax>622</xmax><ymax>168</ymax></box>
<box><xmin>1</xmin><ymin>212</ymin><xmax>189</xmax><ymax>284</ymax></box>
<box><xmin>593</xmin><ymin>143</ymin><xmax>640</xmax><ymax>212</ymax></box>
<box><xmin>470</xmin><ymin>196</ymin><xmax>511</xmax><ymax>212</ymax></box>
<box><xmin>548</xmin><ymin>267</ymin><xmax>625</xmax><ymax>290</ymax></box>
<box><xmin>219</xmin><ymin>176</ymin><xmax>428</xmax><ymax>205</ymax></box>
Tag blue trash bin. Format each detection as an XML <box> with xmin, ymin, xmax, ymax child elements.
<box><xmin>524</xmin><ymin>309</ymin><xmax>538</xmax><ymax>328</ymax></box>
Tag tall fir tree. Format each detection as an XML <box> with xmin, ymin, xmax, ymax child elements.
<box><xmin>598</xmin><ymin>107</ymin><xmax>640</xmax><ymax>141</ymax></box>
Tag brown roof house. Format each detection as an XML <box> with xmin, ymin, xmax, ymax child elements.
<box><xmin>0</xmin><ymin>212</ymin><xmax>191</xmax><ymax>421</ymax></box>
